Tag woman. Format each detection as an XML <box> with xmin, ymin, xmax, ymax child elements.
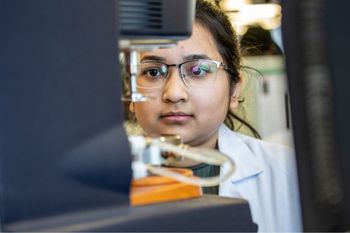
<box><xmin>126</xmin><ymin>0</ymin><xmax>302</xmax><ymax>231</ymax></box>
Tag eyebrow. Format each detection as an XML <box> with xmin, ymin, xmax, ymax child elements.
<box><xmin>183</xmin><ymin>54</ymin><xmax>211</xmax><ymax>61</ymax></box>
<box><xmin>140</xmin><ymin>55</ymin><xmax>166</xmax><ymax>63</ymax></box>
<box><xmin>140</xmin><ymin>54</ymin><xmax>212</xmax><ymax>63</ymax></box>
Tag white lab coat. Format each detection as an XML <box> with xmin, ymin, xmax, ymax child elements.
<box><xmin>218</xmin><ymin>124</ymin><xmax>302</xmax><ymax>232</ymax></box>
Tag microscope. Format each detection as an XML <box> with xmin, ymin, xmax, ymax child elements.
<box><xmin>0</xmin><ymin>0</ymin><xmax>256</xmax><ymax>231</ymax></box>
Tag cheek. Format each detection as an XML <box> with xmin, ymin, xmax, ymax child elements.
<box><xmin>133</xmin><ymin>101</ymin><xmax>158</xmax><ymax>133</ymax></box>
<box><xmin>133</xmin><ymin>89</ymin><xmax>162</xmax><ymax>123</ymax></box>
<box><xmin>192</xmin><ymin>86</ymin><xmax>230</xmax><ymax>121</ymax></box>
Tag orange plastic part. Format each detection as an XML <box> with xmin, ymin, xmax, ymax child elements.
<box><xmin>130</xmin><ymin>168</ymin><xmax>203</xmax><ymax>206</ymax></box>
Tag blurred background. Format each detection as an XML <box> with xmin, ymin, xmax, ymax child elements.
<box><xmin>214</xmin><ymin>0</ymin><xmax>292</xmax><ymax>146</ymax></box>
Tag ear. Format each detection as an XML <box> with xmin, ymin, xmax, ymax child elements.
<box><xmin>230</xmin><ymin>80</ymin><xmax>242</xmax><ymax>110</ymax></box>
<box><xmin>129</xmin><ymin>102</ymin><xmax>135</xmax><ymax>113</ymax></box>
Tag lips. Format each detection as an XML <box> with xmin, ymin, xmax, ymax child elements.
<box><xmin>160</xmin><ymin>111</ymin><xmax>193</xmax><ymax>124</ymax></box>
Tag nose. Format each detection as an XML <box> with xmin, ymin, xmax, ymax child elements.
<box><xmin>161</xmin><ymin>68</ymin><xmax>189</xmax><ymax>103</ymax></box>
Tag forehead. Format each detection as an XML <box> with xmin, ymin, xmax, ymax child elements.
<box><xmin>140</xmin><ymin>23</ymin><xmax>223</xmax><ymax>63</ymax></box>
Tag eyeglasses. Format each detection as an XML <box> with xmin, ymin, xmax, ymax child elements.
<box><xmin>136</xmin><ymin>59</ymin><xmax>227</xmax><ymax>89</ymax></box>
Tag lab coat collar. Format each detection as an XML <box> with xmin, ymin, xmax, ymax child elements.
<box><xmin>218</xmin><ymin>124</ymin><xmax>263</xmax><ymax>183</ymax></box>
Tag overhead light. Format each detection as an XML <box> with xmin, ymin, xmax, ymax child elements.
<box><xmin>219</xmin><ymin>0</ymin><xmax>252</xmax><ymax>11</ymax></box>
<box><xmin>224</xmin><ymin>3</ymin><xmax>282</xmax><ymax>34</ymax></box>
<box><xmin>238</xmin><ymin>4</ymin><xmax>281</xmax><ymax>19</ymax></box>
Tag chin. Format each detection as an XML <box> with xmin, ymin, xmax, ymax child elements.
<box><xmin>158</xmin><ymin>128</ymin><xmax>189</xmax><ymax>141</ymax></box>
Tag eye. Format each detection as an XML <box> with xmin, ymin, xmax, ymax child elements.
<box><xmin>190</xmin><ymin>65</ymin><xmax>205</xmax><ymax>76</ymax></box>
<box><xmin>146</xmin><ymin>68</ymin><xmax>163</xmax><ymax>78</ymax></box>
<box><xmin>139</xmin><ymin>64</ymin><xmax>167</xmax><ymax>79</ymax></box>
<box><xmin>188</xmin><ymin>62</ymin><xmax>216</xmax><ymax>77</ymax></box>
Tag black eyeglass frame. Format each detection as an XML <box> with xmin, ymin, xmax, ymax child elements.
<box><xmin>137</xmin><ymin>59</ymin><xmax>228</xmax><ymax>88</ymax></box>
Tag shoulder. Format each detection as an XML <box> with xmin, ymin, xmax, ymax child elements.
<box><xmin>238</xmin><ymin>132</ymin><xmax>296</xmax><ymax>172</ymax></box>
<box><xmin>235</xmin><ymin>132</ymin><xmax>293</xmax><ymax>159</ymax></box>
<box><xmin>219</xmin><ymin>124</ymin><xmax>293</xmax><ymax>155</ymax></box>
<box><xmin>219</xmin><ymin>124</ymin><xmax>296</xmax><ymax>174</ymax></box>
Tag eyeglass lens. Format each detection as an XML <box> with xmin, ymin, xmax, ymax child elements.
<box><xmin>137</xmin><ymin>60</ymin><xmax>220</xmax><ymax>88</ymax></box>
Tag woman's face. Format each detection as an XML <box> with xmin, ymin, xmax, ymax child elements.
<box><xmin>130</xmin><ymin>23</ymin><xmax>238</xmax><ymax>149</ymax></box>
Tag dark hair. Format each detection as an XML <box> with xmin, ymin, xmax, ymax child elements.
<box><xmin>195</xmin><ymin>0</ymin><xmax>240</xmax><ymax>84</ymax></box>
<box><xmin>241</xmin><ymin>25</ymin><xmax>283</xmax><ymax>56</ymax></box>
<box><xmin>195</xmin><ymin>0</ymin><xmax>261</xmax><ymax>138</ymax></box>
